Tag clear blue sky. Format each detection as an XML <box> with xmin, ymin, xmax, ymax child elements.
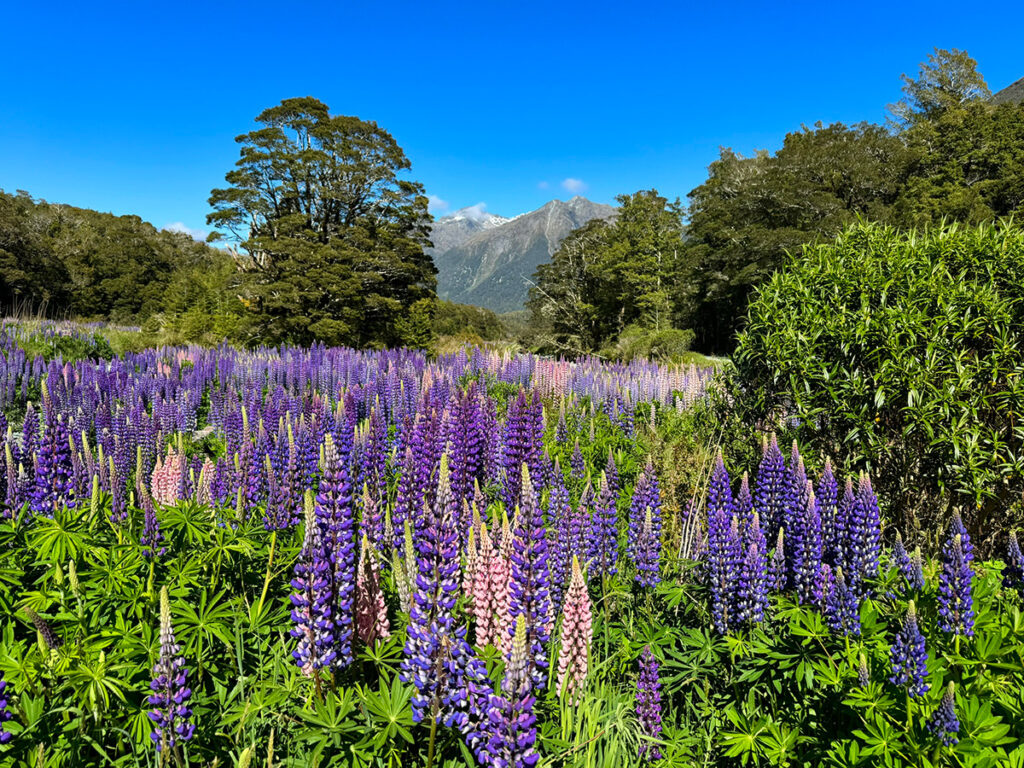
<box><xmin>2</xmin><ymin>0</ymin><xmax>1021</xmax><ymax>239</ymax></box>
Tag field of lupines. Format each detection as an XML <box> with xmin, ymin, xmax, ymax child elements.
<box><xmin>0</xmin><ymin>323</ymin><xmax>1023</xmax><ymax>767</ymax></box>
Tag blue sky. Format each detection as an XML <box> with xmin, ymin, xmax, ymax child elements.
<box><xmin>2</xmin><ymin>0</ymin><xmax>1022</xmax><ymax>239</ymax></box>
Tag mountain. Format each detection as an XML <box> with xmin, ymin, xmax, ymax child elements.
<box><xmin>428</xmin><ymin>205</ymin><xmax>510</xmax><ymax>253</ymax></box>
<box><xmin>431</xmin><ymin>196</ymin><xmax>616</xmax><ymax>313</ymax></box>
<box><xmin>993</xmin><ymin>76</ymin><xmax>1024</xmax><ymax>105</ymax></box>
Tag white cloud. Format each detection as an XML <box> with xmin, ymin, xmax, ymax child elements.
<box><xmin>163</xmin><ymin>222</ymin><xmax>209</xmax><ymax>241</ymax></box>
<box><xmin>537</xmin><ymin>181</ymin><xmax>549</xmax><ymax>190</ymax></box>
<box><xmin>428</xmin><ymin>194</ymin><xmax>449</xmax><ymax>214</ymax></box>
<box><xmin>561</xmin><ymin>178</ymin><xmax>588</xmax><ymax>194</ymax></box>
<box><xmin>460</xmin><ymin>202</ymin><xmax>491</xmax><ymax>221</ymax></box>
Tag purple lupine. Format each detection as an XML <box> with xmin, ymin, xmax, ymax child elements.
<box><xmin>735</xmin><ymin>472</ymin><xmax>754</xmax><ymax>539</ymax></box>
<box><xmin>937</xmin><ymin>532</ymin><xmax>974</xmax><ymax>638</ymax></box>
<box><xmin>400</xmin><ymin>455</ymin><xmax>481</xmax><ymax>726</ymax></box>
<box><xmin>790</xmin><ymin>479</ymin><xmax>821</xmax><ymax>604</ymax></box>
<box><xmin>707</xmin><ymin>451</ymin><xmax>739</xmax><ymax>633</ymax></box>
<box><xmin>148</xmin><ymin>587</ymin><xmax>195</xmax><ymax>752</ymax></box>
<box><xmin>501</xmin><ymin>390</ymin><xmax>533</xmax><ymax>510</ymax></box>
<box><xmin>587</xmin><ymin>471</ymin><xmax>619</xmax><ymax>579</ymax></box>
<box><xmin>811</xmin><ymin>562</ymin><xmax>833</xmax><ymax>607</ymax></box>
<box><xmin>816</xmin><ymin>458</ymin><xmax>840</xmax><ymax>565</ymax></box>
<box><xmin>140</xmin><ymin>491</ymin><xmax>166</xmax><ymax>559</ymax></box>
<box><xmin>0</xmin><ymin>671</ymin><xmax>11</xmax><ymax>743</ymax></box>
<box><xmin>570</xmin><ymin>439</ymin><xmax>585</xmax><ymax>485</ymax></box>
<box><xmin>479</xmin><ymin>616</ymin><xmax>539</xmax><ymax>768</ymax></box>
<box><xmin>889</xmin><ymin>601</ymin><xmax>930</xmax><ymax>698</ymax></box>
<box><xmin>846</xmin><ymin>473</ymin><xmax>881</xmax><ymax>597</ymax></box>
<box><xmin>893</xmin><ymin>532</ymin><xmax>913</xmax><ymax>584</ymax></box>
<box><xmin>927</xmin><ymin>682</ymin><xmax>960</xmax><ymax>746</ymax></box>
<box><xmin>1005</xmin><ymin>531</ymin><xmax>1024</xmax><ymax>591</ymax></box>
<box><xmin>508</xmin><ymin>464</ymin><xmax>553</xmax><ymax>691</ymax></box>
<box><xmin>31</xmin><ymin>389</ymin><xmax>75</xmax><ymax>516</ymax></box>
<box><xmin>824</xmin><ymin>567</ymin><xmax>860</xmax><ymax>637</ymax></box>
<box><xmin>949</xmin><ymin>510</ymin><xmax>975</xmax><ymax>562</ymax></box>
<box><xmin>636</xmin><ymin>646</ymin><xmax>663</xmax><ymax>762</ymax></box>
<box><xmin>316</xmin><ymin>433</ymin><xmax>357</xmax><ymax>667</ymax></box>
<box><xmin>753</xmin><ymin>433</ymin><xmax>795</xmax><ymax>549</ymax></box>
<box><xmin>736</xmin><ymin>512</ymin><xmax>768</xmax><ymax>624</ymax></box>
<box><xmin>835</xmin><ymin>478</ymin><xmax>856</xmax><ymax>575</ymax></box>
<box><xmin>628</xmin><ymin>458</ymin><xmax>662</xmax><ymax>588</ymax></box>
<box><xmin>858</xmin><ymin>653</ymin><xmax>870</xmax><ymax>688</ymax></box>
<box><xmin>290</xmin><ymin>493</ymin><xmax>336</xmax><ymax>677</ymax></box>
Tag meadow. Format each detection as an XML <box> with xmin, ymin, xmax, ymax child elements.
<box><xmin>0</xmin><ymin>321</ymin><xmax>1022</xmax><ymax>768</ymax></box>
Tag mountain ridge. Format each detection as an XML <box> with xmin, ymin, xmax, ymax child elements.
<box><xmin>430</xmin><ymin>196</ymin><xmax>616</xmax><ymax>313</ymax></box>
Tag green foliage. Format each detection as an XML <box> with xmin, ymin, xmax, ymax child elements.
<box><xmin>887</xmin><ymin>48</ymin><xmax>991</xmax><ymax>129</ymax></box>
<box><xmin>434</xmin><ymin>300</ymin><xmax>508</xmax><ymax>342</ymax></box>
<box><xmin>207</xmin><ymin>97</ymin><xmax>437</xmax><ymax>349</ymax></box>
<box><xmin>599</xmin><ymin>325</ymin><xmax>695</xmax><ymax>363</ymax></box>
<box><xmin>734</xmin><ymin>221</ymin><xmax>1024</xmax><ymax>544</ymax></box>
<box><xmin>0</xmin><ymin>189</ymin><xmax>226</xmax><ymax>322</ymax></box>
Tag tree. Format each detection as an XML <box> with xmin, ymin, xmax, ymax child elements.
<box><xmin>207</xmin><ymin>97</ymin><xmax>436</xmax><ymax>349</ymax></box>
<box><xmin>681</xmin><ymin>124</ymin><xmax>909</xmax><ymax>351</ymax></box>
<box><xmin>887</xmin><ymin>48</ymin><xmax>990</xmax><ymax>129</ymax></box>
<box><xmin>527</xmin><ymin>190</ymin><xmax>685</xmax><ymax>356</ymax></box>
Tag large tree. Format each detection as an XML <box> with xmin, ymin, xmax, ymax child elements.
<box><xmin>207</xmin><ymin>97</ymin><xmax>436</xmax><ymax>348</ymax></box>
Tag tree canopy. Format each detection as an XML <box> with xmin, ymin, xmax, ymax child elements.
<box><xmin>207</xmin><ymin>97</ymin><xmax>437</xmax><ymax>349</ymax></box>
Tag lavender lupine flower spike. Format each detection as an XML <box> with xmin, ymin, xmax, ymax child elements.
<box><xmin>290</xmin><ymin>492</ymin><xmax>336</xmax><ymax>676</ymax></box>
<box><xmin>0</xmin><ymin>671</ymin><xmax>11</xmax><ymax>743</ymax></box>
<box><xmin>847</xmin><ymin>473</ymin><xmax>881</xmax><ymax>597</ymax></box>
<box><xmin>889</xmin><ymin>601</ymin><xmax>930</xmax><ymax>698</ymax></box>
<box><xmin>937</xmin><ymin>532</ymin><xmax>975</xmax><ymax>638</ymax></box>
<box><xmin>148</xmin><ymin>587</ymin><xmax>195</xmax><ymax>753</ymax></box>
<box><xmin>629</xmin><ymin>458</ymin><xmax>662</xmax><ymax>587</ymax></box>
<box><xmin>636</xmin><ymin>646</ymin><xmax>663</xmax><ymax>762</ymax></box>
<box><xmin>736</xmin><ymin>512</ymin><xmax>768</xmax><ymax>625</ymax></box>
<box><xmin>707</xmin><ymin>451</ymin><xmax>738</xmax><ymax>633</ymax></box>
<box><xmin>317</xmin><ymin>433</ymin><xmax>356</xmax><ymax>667</ymax></box>
<box><xmin>483</xmin><ymin>616</ymin><xmax>539</xmax><ymax>768</ymax></box>
<box><xmin>927</xmin><ymin>682</ymin><xmax>960</xmax><ymax>746</ymax></box>
<box><xmin>824</xmin><ymin>567</ymin><xmax>860</xmax><ymax>637</ymax></box>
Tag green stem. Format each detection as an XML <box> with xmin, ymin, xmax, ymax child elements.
<box><xmin>426</xmin><ymin>698</ymin><xmax>439</xmax><ymax>768</ymax></box>
<box><xmin>257</xmin><ymin>530</ymin><xmax>278</xmax><ymax>617</ymax></box>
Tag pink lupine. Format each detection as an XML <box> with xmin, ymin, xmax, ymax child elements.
<box><xmin>151</xmin><ymin>452</ymin><xmax>184</xmax><ymax>506</ymax></box>
<box><xmin>195</xmin><ymin>459</ymin><xmax>215</xmax><ymax>507</ymax></box>
<box><xmin>556</xmin><ymin>555</ymin><xmax>592</xmax><ymax>704</ymax></box>
<box><xmin>355</xmin><ymin>535</ymin><xmax>390</xmax><ymax>645</ymax></box>
<box><xmin>472</xmin><ymin>517</ymin><xmax>497</xmax><ymax>647</ymax></box>
<box><xmin>492</xmin><ymin>510</ymin><xmax>514</xmax><ymax>654</ymax></box>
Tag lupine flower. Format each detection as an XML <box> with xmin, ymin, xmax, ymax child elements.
<box><xmin>151</xmin><ymin>451</ymin><xmax>184</xmax><ymax>507</ymax></box>
<box><xmin>811</xmin><ymin>562</ymin><xmax>833</xmax><ymax>607</ymax></box>
<box><xmin>735</xmin><ymin>512</ymin><xmax>768</xmax><ymax>624</ymax></box>
<box><xmin>707</xmin><ymin>452</ymin><xmax>738</xmax><ymax>633</ymax></box>
<box><xmin>31</xmin><ymin>390</ymin><xmax>75</xmax><ymax>516</ymax></box>
<box><xmin>24</xmin><ymin>608</ymin><xmax>61</xmax><ymax>650</ymax></box>
<box><xmin>148</xmin><ymin>587</ymin><xmax>195</xmax><ymax>752</ymax></box>
<box><xmin>556</xmin><ymin>556</ymin><xmax>592</xmax><ymax>704</ymax></box>
<box><xmin>893</xmin><ymin>531</ymin><xmax>913</xmax><ymax>585</ymax></box>
<box><xmin>950</xmin><ymin>510</ymin><xmax>974</xmax><ymax>562</ymax></box>
<box><xmin>628</xmin><ymin>458</ymin><xmax>662</xmax><ymax>588</ymax></box>
<box><xmin>857</xmin><ymin>653</ymin><xmax>870</xmax><ymax>688</ymax></box>
<box><xmin>316</xmin><ymin>433</ymin><xmax>357</xmax><ymax>667</ymax></box>
<box><xmin>889</xmin><ymin>601</ymin><xmax>930</xmax><ymax>698</ymax></box>
<box><xmin>140</xmin><ymin>491</ymin><xmax>166</xmax><ymax>559</ymax></box>
<box><xmin>587</xmin><ymin>471</ymin><xmax>618</xmax><ymax>578</ymax></box>
<box><xmin>508</xmin><ymin>465</ymin><xmax>553</xmax><ymax>690</ymax></box>
<box><xmin>482</xmin><ymin>616</ymin><xmax>539</xmax><ymax>768</ymax></box>
<box><xmin>824</xmin><ymin>567</ymin><xmax>860</xmax><ymax>637</ymax></box>
<box><xmin>735</xmin><ymin>472</ymin><xmax>754</xmax><ymax>538</ymax></box>
<box><xmin>547</xmin><ymin>459</ymin><xmax>572</xmax><ymax>604</ymax></box>
<box><xmin>754</xmin><ymin>433</ymin><xmax>795</xmax><ymax>549</ymax></box>
<box><xmin>937</xmin><ymin>532</ymin><xmax>974</xmax><ymax>638</ymax></box>
<box><xmin>400</xmin><ymin>455</ymin><xmax>479</xmax><ymax>726</ymax></box>
<box><xmin>1005</xmin><ymin>531</ymin><xmax>1024</xmax><ymax>591</ymax></box>
<box><xmin>392</xmin><ymin>519</ymin><xmax>416</xmax><ymax>615</ymax></box>
<box><xmin>909</xmin><ymin>547</ymin><xmax>926</xmax><ymax>592</ymax></box>
<box><xmin>793</xmin><ymin>482</ymin><xmax>822</xmax><ymax>604</ymax></box>
<box><xmin>355</xmin><ymin>535</ymin><xmax>390</xmax><ymax>646</ymax></box>
<box><xmin>636</xmin><ymin>646</ymin><xmax>663</xmax><ymax>762</ymax></box>
<box><xmin>471</xmin><ymin>517</ymin><xmax>499</xmax><ymax>647</ymax></box>
<box><xmin>927</xmin><ymin>682</ymin><xmax>960</xmax><ymax>746</ymax></box>
<box><xmin>290</xmin><ymin>493</ymin><xmax>336</xmax><ymax>675</ymax></box>
<box><xmin>847</xmin><ymin>473</ymin><xmax>881</xmax><ymax>597</ymax></box>
<box><xmin>0</xmin><ymin>671</ymin><xmax>12</xmax><ymax>743</ymax></box>
<box><xmin>570</xmin><ymin>439</ymin><xmax>585</xmax><ymax>482</ymax></box>
<box><xmin>491</xmin><ymin>511</ymin><xmax>515</xmax><ymax>654</ymax></box>
<box><xmin>816</xmin><ymin>458</ymin><xmax>840</xmax><ymax>565</ymax></box>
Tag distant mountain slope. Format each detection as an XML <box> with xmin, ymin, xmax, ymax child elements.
<box><xmin>427</xmin><ymin>206</ymin><xmax>509</xmax><ymax>253</ymax></box>
<box><xmin>993</xmin><ymin>76</ymin><xmax>1024</xmax><ymax>105</ymax></box>
<box><xmin>432</xmin><ymin>196</ymin><xmax>616</xmax><ymax>313</ymax></box>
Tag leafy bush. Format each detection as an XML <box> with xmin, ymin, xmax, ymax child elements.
<box><xmin>600</xmin><ymin>325</ymin><xmax>696</xmax><ymax>363</ymax></box>
<box><xmin>734</xmin><ymin>221</ymin><xmax>1024</xmax><ymax>547</ymax></box>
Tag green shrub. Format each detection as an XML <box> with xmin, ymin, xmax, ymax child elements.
<box><xmin>600</xmin><ymin>325</ymin><xmax>696</xmax><ymax>363</ymax></box>
<box><xmin>734</xmin><ymin>221</ymin><xmax>1024</xmax><ymax>547</ymax></box>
